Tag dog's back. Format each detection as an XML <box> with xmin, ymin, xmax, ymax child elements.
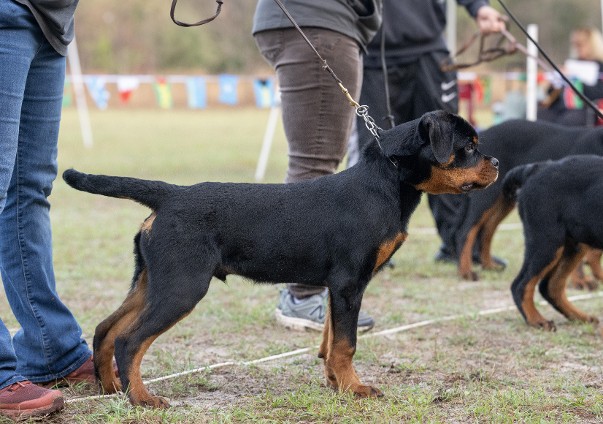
<box><xmin>508</xmin><ymin>155</ymin><xmax>603</xmax><ymax>248</ymax></box>
<box><xmin>480</xmin><ymin>120</ymin><xmax>603</xmax><ymax>171</ymax></box>
<box><xmin>475</xmin><ymin>120</ymin><xmax>603</xmax><ymax>200</ymax></box>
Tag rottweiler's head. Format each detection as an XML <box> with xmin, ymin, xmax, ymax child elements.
<box><xmin>379</xmin><ymin>110</ymin><xmax>498</xmax><ymax>194</ymax></box>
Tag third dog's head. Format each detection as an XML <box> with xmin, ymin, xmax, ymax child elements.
<box><xmin>378</xmin><ymin>110</ymin><xmax>498</xmax><ymax>194</ymax></box>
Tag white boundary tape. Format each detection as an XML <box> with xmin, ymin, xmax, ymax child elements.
<box><xmin>66</xmin><ymin>291</ymin><xmax>603</xmax><ymax>404</ymax></box>
<box><xmin>411</xmin><ymin>222</ymin><xmax>522</xmax><ymax>235</ymax></box>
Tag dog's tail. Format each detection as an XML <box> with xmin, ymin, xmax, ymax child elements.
<box><xmin>63</xmin><ymin>169</ymin><xmax>179</xmax><ymax>210</ymax></box>
<box><xmin>501</xmin><ymin>162</ymin><xmax>544</xmax><ymax>205</ymax></box>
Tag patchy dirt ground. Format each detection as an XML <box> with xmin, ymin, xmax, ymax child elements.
<box><xmin>3</xmin><ymin>215</ymin><xmax>603</xmax><ymax>423</ymax></box>
<box><xmin>31</xmin><ymin>263</ymin><xmax>603</xmax><ymax>423</ymax></box>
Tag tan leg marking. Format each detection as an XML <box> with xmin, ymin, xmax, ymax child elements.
<box><xmin>126</xmin><ymin>335</ymin><xmax>169</xmax><ymax>408</ymax></box>
<box><xmin>546</xmin><ymin>245</ymin><xmax>599</xmax><ymax>324</ymax></box>
<box><xmin>459</xmin><ymin>195</ymin><xmax>515</xmax><ymax>280</ymax></box>
<box><xmin>571</xmin><ymin>248</ymin><xmax>602</xmax><ymax>290</ymax></box>
<box><xmin>522</xmin><ymin>249</ymin><xmax>563</xmax><ymax>331</ymax></box>
<box><xmin>587</xmin><ymin>249</ymin><xmax>603</xmax><ymax>280</ymax></box>
<box><xmin>479</xmin><ymin>196</ymin><xmax>515</xmax><ymax>270</ymax></box>
<box><xmin>318</xmin><ymin>304</ymin><xmax>337</xmax><ymax>390</ymax></box>
<box><xmin>95</xmin><ymin>270</ymin><xmax>148</xmax><ymax>393</ymax></box>
<box><xmin>459</xmin><ymin>223</ymin><xmax>480</xmax><ymax>281</ymax></box>
<box><xmin>124</xmin><ymin>309</ymin><xmax>193</xmax><ymax>408</ymax></box>
<box><xmin>325</xmin><ymin>339</ymin><xmax>382</xmax><ymax>398</ymax></box>
<box><xmin>569</xmin><ymin>263</ymin><xmax>592</xmax><ymax>290</ymax></box>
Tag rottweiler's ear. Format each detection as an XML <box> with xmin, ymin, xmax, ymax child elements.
<box><xmin>419</xmin><ymin>111</ymin><xmax>455</xmax><ymax>164</ymax></box>
<box><xmin>378</xmin><ymin>120</ymin><xmax>423</xmax><ymax>159</ymax></box>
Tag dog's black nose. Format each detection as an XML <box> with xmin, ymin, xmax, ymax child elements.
<box><xmin>490</xmin><ymin>157</ymin><xmax>499</xmax><ymax>168</ymax></box>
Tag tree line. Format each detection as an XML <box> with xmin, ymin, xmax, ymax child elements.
<box><xmin>73</xmin><ymin>0</ymin><xmax>602</xmax><ymax>74</ymax></box>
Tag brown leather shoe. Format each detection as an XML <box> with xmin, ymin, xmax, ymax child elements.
<box><xmin>39</xmin><ymin>356</ymin><xmax>96</xmax><ymax>388</ymax></box>
<box><xmin>0</xmin><ymin>381</ymin><xmax>64</xmax><ymax>420</ymax></box>
<box><xmin>40</xmin><ymin>356</ymin><xmax>119</xmax><ymax>389</ymax></box>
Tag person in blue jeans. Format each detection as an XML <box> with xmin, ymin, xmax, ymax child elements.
<box><xmin>0</xmin><ymin>0</ymin><xmax>97</xmax><ymax>420</ymax></box>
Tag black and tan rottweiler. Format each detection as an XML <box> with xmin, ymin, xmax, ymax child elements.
<box><xmin>501</xmin><ymin>155</ymin><xmax>603</xmax><ymax>331</ymax></box>
<box><xmin>63</xmin><ymin>110</ymin><xmax>498</xmax><ymax>407</ymax></box>
<box><xmin>443</xmin><ymin>119</ymin><xmax>603</xmax><ymax>280</ymax></box>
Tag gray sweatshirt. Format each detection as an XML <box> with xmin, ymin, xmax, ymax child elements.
<box><xmin>252</xmin><ymin>0</ymin><xmax>383</xmax><ymax>51</ymax></box>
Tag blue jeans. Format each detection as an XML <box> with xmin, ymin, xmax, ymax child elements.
<box><xmin>0</xmin><ymin>0</ymin><xmax>90</xmax><ymax>389</ymax></box>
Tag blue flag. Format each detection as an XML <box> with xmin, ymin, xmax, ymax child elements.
<box><xmin>85</xmin><ymin>76</ymin><xmax>110</xmax><ymax>110</ymax></box>
<box><xmin>218</xmin><ymin>74</ymin><xmax>239</xmax><ymax>105</ymax></box>
<box><xmin>253</xmin><ymin>78</ymin><xmax>275</xmax><ymax>108</ymax></box>
<box><xmin>186</xmin><ymin>77</ymin><xmax>207</xmax><ymax>109</ymax></box>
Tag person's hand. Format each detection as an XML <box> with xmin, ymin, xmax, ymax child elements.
<box><xmin>475</xmin><ymin>5</ymin><xmax>506</xmax><ymax>34</ymax></box>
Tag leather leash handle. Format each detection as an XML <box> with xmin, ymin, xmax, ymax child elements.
<box><xmin>170</xmin><ymin>0</ymin><xmax>223</xmax><ymax>27</ymax></box>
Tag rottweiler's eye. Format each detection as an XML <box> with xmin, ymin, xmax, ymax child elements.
<box><xmin>465</xmin><ymin>143</ymin><xmax>475</xmax><ymax>153</ymax></box>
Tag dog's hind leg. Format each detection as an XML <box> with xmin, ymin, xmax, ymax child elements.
<box><xmin>115</xmin><ymin>267</ymin><xmax>212</xmax><ymax>408</ymax></box>
<box><xmin>93</xmin><ymin>269</ymin><xmax>149</xmax><ymax>393</ymax></box>
<box><xmin>94</xmin><ymin>231</ymin><xmax>148</xmax><ymax>393</ymax></box>
<box><xmin>459</xmin><ymin>223</ymin><xmax>481</xmax><ymax>281</ymax></box>
<box><xmin>567</xmin><ymin>248</ymin><xmax>600</xmax><ymax>291</ymax></box>
<box><xmin>511</xmin><ymin>246</ymin><xmax>563</xmax><ymax>331</ymax></box>
<box><xmin>586</xmin><ymin>248</ymin><xmax>603</xmax><ymax>285</ymax></box>
<box><xmin>539</xmin><ymin>243</ymin><xmax>599</xmax><ymax>324</ymax></box>
<box><xmin>478</xmin><ymin>195</ymin><xmax>515</xmax><ymax>270</ymax></box>
<box><xmin>569</xmin><ymin>262</ymin><xmax>591</xmax><ymax>291</ymax></box>
<box><xmin>589</xmin><ymin>249</ymin><xmax>603</xmax><ymax>280</ymax></box>
<box><xmin>321</xmin><ymin>281</ymin><xmax>382</xmax><ymax>398</ymax></box>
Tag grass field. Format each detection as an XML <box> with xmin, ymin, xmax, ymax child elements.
<box><xmin>1</xmin><ymin>108</ymin><xmax>603</xmax><ymax>423</ymax></box>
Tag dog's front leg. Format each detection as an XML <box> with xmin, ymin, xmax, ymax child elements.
<box><xmin>318</xmin><ymin>300</ymin><xmax>338</xmax><ymax>390</ymax></box>
<box><xmin>320</xmin><ymin>286</ymin><xmax>382</xmax><ymax>398</ymax></box>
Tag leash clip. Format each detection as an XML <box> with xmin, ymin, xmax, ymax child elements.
<box><xmin>356</xmin><ymin>105</ymin><xmax>397</xmax><ymax>168</ymax></box>
<box><xmin>355</xmin><ymin>105</ymin><xmax>382</xmax><ymax>140</ymax></box>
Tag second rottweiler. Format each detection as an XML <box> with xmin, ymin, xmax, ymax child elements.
<box><xmin>502</xmin><ymin>155</ymin><xmax>603</xmax><ymax>330</ymax></box>
<box><xmin>63</xmin><ymin>111</ymin><xmax>498</xmax><ymax>407</ymax></box>
<box><xmin>442</xmin><ymin>119</ymin><xmax>603</xmax><ymax>280</ymax></box>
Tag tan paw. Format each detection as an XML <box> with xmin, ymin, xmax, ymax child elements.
<box><xmin>481</xmin><ymin>261</ymin><xmax>505</xmax><ymax>272</ymax></box>
<box><xmin>138</xmin><ymin>396</ymin><xmax>170</xmax><ymax>408</ymax></box>
<box><xmin>351</xmin><ymin>384</ymin><xmax>384</xmax><ymax>398</ymax></box>
<box><xmin>585</xmin><ymin>315</ymin><xmax>599</xmax><ymax>324</ymax></box>
<box><xmin>571</xmin><ymin>278</ymin><xmax>594</xmax><ymax>291</ymax></box>
<box><xmin>461</xmin><ymin>271</ymin><xmax>480</xmax><ymax>281</ymax></box>
<box><xmin>528</xmin><ymin>319</ymin><xmax>556</xmax><ymax>332</ymax></box>
<box><xmin>585</xmin><ymin>280</ymin><xmax>599</xmax><ymax>291</ymax></box>
<box><xmin>131</xmin><ymin>395</ymin><xmax>170</xmax><ymax>408</ymax></box>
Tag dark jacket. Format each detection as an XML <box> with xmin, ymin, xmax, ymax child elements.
<box><xmin>252</xmin><ymin>0</ymin><xmax>383</xmax><ymax>51</ymax></box>
<box><xmin>363</xmin><ymin>0</ymin><xmax>488</xmax><ymax>67</ymax></box>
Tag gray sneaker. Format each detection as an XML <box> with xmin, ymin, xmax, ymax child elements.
<box><xmin>275</xmin><ymin>289</ymin><xmax>375</xmax><ymax>332</ymax></box>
